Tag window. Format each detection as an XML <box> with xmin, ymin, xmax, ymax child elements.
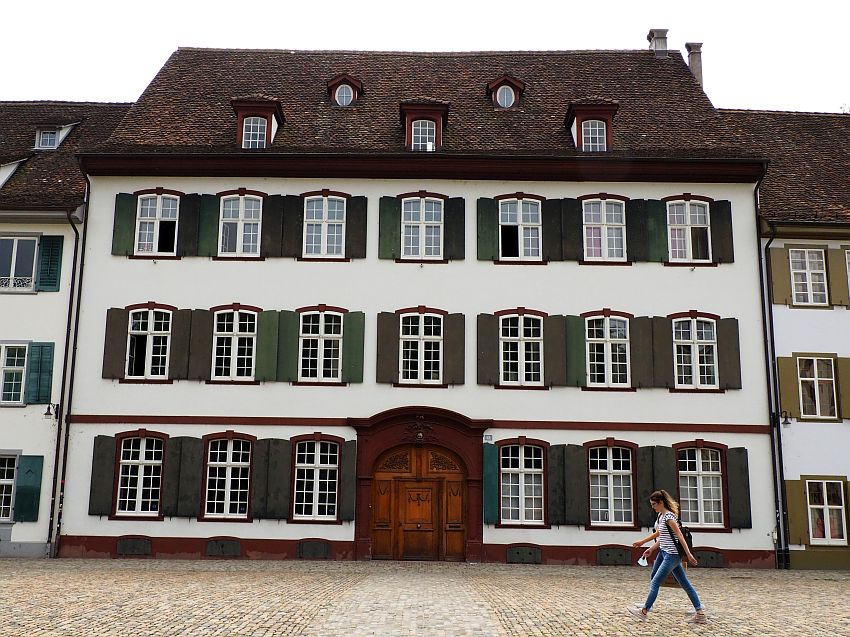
<box><xmin>807</xmin><ymin>480</ymin><xmax>847</xmax><ymax>545</ymax></box>
<box><xmin>500</xmin><ymin>314</ymin><xmax>543</xmax><ymax>386</ymax></box>
<box><xmin>673</xmin><ymin>318</ymin><xmax>717</xmax><ymax>389</ymax></box>
<box><xmin>400</xmin><ymin>314</ymin><xmax>442</xmax><ymax>384</ymax></box>
<box><xmin>797</xmin><ymin>357</ymin><xmax>837</xmax><ymax>418</ymax></box>
<box><xmin>678</xmin><ymin>447</ymin><xmax>723</xmax><ymax>526</ymax></box>
<box><xmin>589</xmin><ymin>446</ymin><xmax>633</xmax><ymax>525</ymax></box>
<box><xmin>581</xmin><ymin>120</ymin><xmax>606</xmax><ymax>151</ymax></box>
<box><xmin>499</xmin><ymin>199</ymin><xmax>541</xmax><ymax>260</ymax></box>
<box><xmin>1</xmin><ymin>344</ymin><xmax>27</xmax><ymax>404</ymax></box>
<box><xmin>0</xmin><ymin>456</ymin><xmax>15</xmax><ymax>521</ymax></box>
<box><xmin>586</xmin><ymin>316</ymin><xmax>629</xmax><ymax>387</ymax></box>
<box><xmin>205</xmin><ymin>438</ymin><xmax>251</xmax><ymax>518</ymax></box>
<box><xmin>127</xmin><ymin>309</ymin><xmax>171</xmax><ymax>379</ymax></box>
<box><xmin>213</xmin><ymin>310</ymin><xmax>256</xmax><ymax>380</ymax></box>
<box><xmin>242</xmin><ymin>116</ymin><xmax>267</xmax><ymax>149</ymax></box>
<box><xmin>583</xmin><ymin>200</ymin><xmax>625</xmax><ymax>261</ymax></box>
<box><xmin>135</xmin><ymin>195</ymin><xmax>179</xmax><ymax>255</ymax></box>
<box><xmin>220</xmin><ymin>196</ymin><xmax>262</xmax><ymax>256</ymax></box>
<box><xmin>294</xmin><ymin>440</ymin><xmax>339</xmax><ymax>520</ymax></box>
<box><xmin>496</xmin><ymin>85</ymin><xmax>515</xmax><ymax>108</ymax></box>
<box><xmin>36</xmin><ymin>129</ymin><xmax>57</xmax><ymax>149</ymax></box>
<box><xmin>500</xmin><ymin>444</ymin><xmax>544</xmax><ymax>524</ymax></box>
<box><xmin>116</xmin><ymin>437</ymin><xmax>163</xmax><ymax>515</ymax></box>
<box><xmin>402</xmin><ymin>197</ymin><xmax>443</xmax><ymax>259</ymax></box>
<box><xmin>790</xmin><ymin>249</ymin><xmax>828</xmax><ymax>305</ymax></box>
<box><xmin>304</xmin><ymin>197</ymin><xmax>345</xmax><ymax>257</ymax></box>
<box><xmin>299</xmin><ymin>312</ymin><xmax>343</xmax><ymax>382</ymax></box>
<box><xmin>668</xmin><ymin>201</ymin><xmax>711</xmax><ymax>262</ymax></box>
<box><xmin>334</xmin><ymin>84</ymin><xmax>354</xmax><ymax>106</ymax></box>
<box><xmin>0</xmin><ymin>236</ymin><xmax>38</xmax><ymax>291</ymax></box>
<box><xmin>411</xmin><ymin>119</ymin><xmax>436</xmax><ymax>151</ymax></box>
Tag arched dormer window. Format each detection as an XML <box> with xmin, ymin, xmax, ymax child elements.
<box><xmin>400</xmin><ymin>100</ymin><xmax>449</xmax><ymax>151</ymax></box>
<box><xmin>230</xmin><ymin>97</ymin><xmax>284</xmax><ymax>149</ymax></box>
<box><xmin>565</xmin><ymin>98</ymin><xmax>619</xmax><ymax>152</ymax></box>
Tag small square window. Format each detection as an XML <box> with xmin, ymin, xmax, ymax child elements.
<box><xmin>37</xmin><ymin>129</ymin><xmax>58</xmax><ymax>149</ymax></box>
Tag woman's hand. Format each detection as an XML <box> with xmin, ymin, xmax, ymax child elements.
<box><xmin>686</xmin><ymin>553</ymin><xmax>698</xmax><ymax>566</ymax></box>
<box><xmin>632</xmin><ymin>540</ymin><xmax>644</xmax><ymax>548</ymax></box>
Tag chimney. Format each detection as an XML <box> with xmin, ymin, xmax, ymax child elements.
<box><xmin>647</xmin><ymin>28</ymin><xmax>669</xmax><ymax>57</ymax></box>
<box><xmin>686</xmin><ymin>42</ymin><xmax>704</xmax><ymax>87</ymax></box>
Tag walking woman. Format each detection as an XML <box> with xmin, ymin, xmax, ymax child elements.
<box><xmin>627</xmin><ymin>490</ymin><xmax>707</xmax><ymax>624</ymax></box>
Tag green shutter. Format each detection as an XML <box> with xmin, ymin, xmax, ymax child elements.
<box><xmin>24</xmin><ymin>342</ymin><xmax>54</xmax><ymax>404</ymax></box>
<box><xmin>339</xmin><ymin>440</ymin><xmax>357</xmax><ymax>521</ymax></box>
<box><xmin>777</xmin><ymin>357</ymin><xmax>800</xmax><ymax>420</ymax></box>
<box><xmin>443</xmin><ymin>313</ymin><xmax>465</xmax><ymax>385</ymax></box>
<box><xmin>561</xmin><ymin>198</ymin><xmax>583</xmax><ymax>261</ymax></box>
<box><xmin>636</xmin><ymin>447</ymin><xmax>655</xmax><ymax>527</ymax></box>
<box><xmin>102</xmin><ymin>308</ymin><xmax>129</xmax><ymax>379</ymax></box>
<box><xmin>111</xmin><ymin>193</ymin><xmax>137</xmax><ymax>256</ymax></box>
<box><xmin>444</xmin><ymin>197</ymin><xmax>465</xmax><ymax>260</ymax></box>
<box><xmin>261</xmin><ymin>195</ymin><xmax>285</xmax><ymax>258</ymax></box>
<box><xmin>476</xmin><ymin>198</ymin><xmax>498</xmax><ymax>261</ymax></box>
<box><xmin>168</xmin><ymin>309</ymin><xmax>192</xmax><ymax>380</ymax></box>
<box><xmin>187</xmin><ymin>309</ymin><xmax>213</xmax><ymax>381</ymax></box>
<box><xmin>282</xmin><ymin>195</ymin><xmax>304</xmax><ymax>258</ymax></box>
<box><xmin>376</xmin><ymin>312</ymin><xmax>399</xmax><ymax>383</ymax></box>
<box><xmin>710</xmin><ymin>200</ymin><xmax>734</xmax><ymax>263</ymax></box>
<box><xmin>625</xmin><ymin>199</ymin><xmax>648</xmax><ymax>262</ymax></box>
<box><xmin>651</xmin><ymin>317</ymin><xmax>674</xmax><ymax>387</ymax></box>
<box><xmin>255</xmin><ymin>310</ymin><xmax>280</xmax><ymax>381</ymax></box>
<box><xmin>342</xmin><ymin>311</ymin><xmax>365</xmax><ymax>383</ymax></box>
<box><xmin>563</xmin><ymin>444</ymin><xmax>588</xmax><ymax>525</ymax></box>
<box><xmin>645</xmin><ymin>199</ymin><xmax>668</xmax><ymax>262</ymax></box>
<box><xmin>565</xmin><ymin>315</ymin><xmax>586</xmax><ymax>387</ymax></box>
<box><xmin>547</xmin><ymin>444</ymin><xmax>566</xmax><ymax>525</ymax></box>
<box><xmin>346</xmin><ymin>196</ymin><xmax>368</xmax><ymax>259</ymax></box>
<box><xmin>378</xmin><ymin>196</ymin><xmax>401</xmax><ymax>259</ymax></box>
<box><xmin>541</xmin><ymin>199</ymin><xmax>563</xmax><ymax>262</ymax></box>
<box><xmin>629</xmin><ymin>317</ymin><xmax>654</xmax><ymax>388</ymax></box>
<box><xmin>177</xmin><ymin>194</ymin><xmax>201</xmax><ymax>257</ymax></box>
<box><xmin>727</xmin><ymin>447</ymin><xmax>752</xmax><ymax>529</ymax></box>
<box><xmin>197</xmin><ymin>194</ymin><xmax>220</xmax><ymax>257</ymax></box>
<box><xmin>277</xmin><ymin>310</ymin><xmax>299</xmax><ymax>382</ymax></box>
<box><xmin>251</xmin><ymin>439</ymin><xmax>270</xmax><ymax>519</ymax></box>
<box><xmin>718</xmin><ymin>318</ymin><xmax>742</xmax><ymax>390</ymax></box>
<box><xmin>13</xmin><ymin>455</ymin><xmax>43</xmax><ymax>522</ymax></box>
<box><xmin>483</xmin><ymin>443</ymin><xmax>499</xmax><ymax>524</ymax></box>
<box><xmin>476</xmin><ymin>313</ymin><xmax>499</xmax><ymax>385</ymax></box>
<box><xmin>88</xmin><ymin>436</ymin><xmax>116</xmax><ymax>516</ymax></box>
<box><xmin>543</xmin><ymin>315</ymin><xmax>567</xmax><ymax>386</ymax></box>
<box><xmin>35</xmin><ymin>235</ymin><xmax>63</xmax><ymax>291</ymax></box>
<box><xmin>177</xmin><ymin>437</ymin><xmax>202</xmax><ymax>517</ymax></box>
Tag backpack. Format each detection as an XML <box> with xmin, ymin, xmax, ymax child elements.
<box><xmin>667</xmin><ymin>517</ymin><xmax>694</xmax><ymax>557</ymax></box>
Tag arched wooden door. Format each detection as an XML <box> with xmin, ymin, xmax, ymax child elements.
<box><xmin>370</xmin><ymin>444</ymin><xmax>467</xmax><ymax>561</ymax></box>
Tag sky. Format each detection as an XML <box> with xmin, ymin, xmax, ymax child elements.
<box><xmin>1</xmin><ymin>0</ymin><xmax>847</xmax><ymax>113</ymax></box>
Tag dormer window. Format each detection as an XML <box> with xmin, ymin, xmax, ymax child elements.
<box><xmin>400</xmin><ymin>101</ymin><xmax>449</xmax><ymax>152</ymax></box>
<box><xmin>37</xmin><ymin>129</ymin><xmax>58</xmax><ymax>149</ymax></box>
<box><xmin>335</xmin><ymin>84</ymin><xmax>354</xmax><ymax>107</ymax></box>
<box><xmin>566</xmin><ymin>99</ymin><xmax>619</xmax><ymax>152</ymax></box>
<box><xmin>496</xmin><ymin>86</ymin><xmax>515</xmax><ymax>108</ymax></box>
<box><xmin>412</xmin><ymin>120</ymin><xmax>436</xmax><ymax>151</ymax></box>
<box><xmin>231</xmin><ymin>97</ymin><xmax>284</xmax><ymax>150</ymax></box>
<box><xmin>581</xmin><ymin>120</ymin><xmax>607</xmax><ymax>151</ymax></box>
<box><xmin>327</xmin><ymin>74</ymin><xmax>363</xmax><ymax>107</ymax></box>
<box><xmin>487</xmin><ymin>75</ymin><xmax>525</xmax><ymax>109</ymax></box>
<box><xmin>242</xmin><ymin>117</ymin><xmax>267</xmax><ymax>149</ymax></box>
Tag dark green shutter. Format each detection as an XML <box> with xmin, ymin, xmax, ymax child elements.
<box><xmin>35</xmin><ymin>235</ymin><xmax>63</xmax><ymax>291</ymax></box>
<box><xmin>25</xmin><ymin>342</ymin><xmax>53</xmax><ymax>404</ymax></box>
<box><xmin>564</xmin><ymin>444</ymin><xmax>588</xmax><ymax>525</ymax></box>
<box><xmin>168</xmin><ymin>309</ymin><xmax>192</xmax><ymax>380</ymax></box>
<box><xmin>102</xmin><ymin>308</ymin><xmax>129</xmax><ymax>379</ymax></box>
<box><xmin>378</xmin><ymin>196</ymin><xmax>401</xmax><ymax>259</ymax></box>
<box><xmin>255</xmin><ymin>310</ymin><xmax>280</xmax><ymax>381</ymax></box>
<box><xmin>651</xmin><ymin>317</ymin><xmax>674</xmax><ymax>388</ymax></box>
<box><xmin>161</xmin><ymin>437</ymin><xmax>183</xmax><ymax>516</ymax></box>
<box><xmin>376</xmin><ymin>312</ymin><xmax>399</xmax><ymax>383</ymax></box>
<box><xmin>12</xmin><ymin>455</ymin><xmax>43</xmax><ymax>522</ymax></box>
<box><xmin>629</xmin><ymin>317</ymin><xmax>654</xmax><ymax>388</ymax></box>
<box><xmin>652</xmin><ymin>446</ymin><xmax>677</xmax><ymax>500</ymax></box>
<box><xmin>443</xmin><ymin>313</ymin><xmax>465</xmax><ymax>385</ymax></box>
<box><xmin>88</xmin><ymin>435</ymin><xmax>116</xmax><ymax>516</ymax></box>
<box><xmin>188</xmin><ymin>309</ymin><xmax>213</xmax><ymax>380</ymax></box>
<box><xmin>561</xmin><ymin>198</ymin><xmax>583</xmax><ymax>261</ymax></box>
<box><xmin>261</xmin><ymin>194</ymin><xmax>285</xmax><ymax>258</ymax></box>
<box><xmin>476</xmin><ymin>198</ymin><xmax>498</xmax><ymax>261</ymax></box>
<box><xmin>277</xmin><ymin>310</ymin><xmax>299</xmax><ymax>382</ymax></box>
<box><xmin>177</xmin><ymin>437</ymin><xmax>202</xmax><ymax>517</ymax></box>
<box><xmin>543</xmin><ymin>315</ymin><xmax>567</xmax><ymax>386</ymax></box>
<box><xmin>339</xmin><ymin>440</ymin><xmax>357</xmax><ymax>521</ymax></box>
<box><xmin>111</xmin><ymin>193</ymin><xmax>137</xmax><ymax>256</ymax></box>
<box><xmin>718</xmin><ymin>317</ymin><xmax>742</xmax><ymax>390</ymax></box>
<box><xmin>625</xmin><ymin>199</ymin><xmax>648</xmax><ymax>262</ymax></box>
<box><xmin>710</xmin><ymin>200</ymin><xmax>734</xmax><ymax>263</ymax></box>
<box><xmin>476</xmin><ymin>313</ymin><xmax>499</xmax><ymax>385</ymax></box>
<box><xmin>547</xmin><ymin>444</ymin><xmax>566</xmax><ymax>525</ymax></box>
<box><xmin>251</xmin><ymin>439</ymin><xmax>270</xmax><ymax>518</ymax></box>
<box><xmin>266</xmin><ymin>439</ymin><xmax>291</xmax><ymax>519</ymax></box>
<box><xmin>636</xmin><ymin>447</ymin><xmax>655</xmax><ymax>527</ymax></box>
<box><xmin>646</xmin><ymin>200</ymin><xmax>669</xmax><ymax>262</ymax></box>
<box><xmin>565</xmin><ymin>315</ymin><xmax>586</xmax><ymax>387</ymax></box>
<box><xmin>541</xmin><ymin>199</ymin><xmax>563</xmax><ymax>261</ymax></box>
<box><xmin>342</xmin><ymin>311</ymin><xmax>365</xmax><ymax>383</ymax></box>
<box><xmin>282</xmin><ymin>195</ymin><xmax>304</xmax><ymax>258</ymax></box>
<box><xmin>177</xmin><ymin>194</ymin><xmax>201</xmax><ymax>257</ymax></box>
<box><xmin>197</xmin><ymin>194</ymin><xmax>220</xmax><ymax>257</ymax></box>
<box><xmin>727</xmin><ymin>447</ymin><xmax>752</xmax><ymax>528</ymax></box>
<box><xmin>346</xmin><ymin>196</ymin><xmax>368</xmax><ymax>259</ymax></box>
<box><xmin>444</xmin><ymin>197</ymin><xmax>465</xmax><ymax>260</ymax></box>
<box><xmin>483</xmin><ymin>443</ymin><xmax>499</xmax><ymax>524</ymax></box>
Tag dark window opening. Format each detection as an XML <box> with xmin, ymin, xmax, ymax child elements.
<box><xmin>127</xmin><ymin>334</ymin><xmax>147</xmax><ymax>376</ymax></box>
<box><xmin>158</xmin><ymin>220</ymin><xmax>177</xmax><ymax>253</ymax></box>
<box><xmin>501</xmin><ymin>225</ymin><xmax>519</xmax><ymax>258</ymax></box>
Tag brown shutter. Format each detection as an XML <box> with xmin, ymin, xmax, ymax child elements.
<box><xmin>651</xmin><ymin>317</ymin><xmax>674</xmax><ymax>388</ymax></box>
<box><xmin>769</xmin><ymin>247</ymin><xmax>792</xmax><ymax>306</ymax></box>
<box><xmin>543</xmin><ymin>315</ymin><xmax>567</xmax><ymax>386</ymax></box>
<box><xmin>188</xmin><ymin>309</ymin><xmax>213</xmax><ymax>380</ymax></box>
<box><xmin>261</xmin><ymin>194</ymin><xmax>284</xmax><ymax>258</ymax></box>
<box><xmin>168</xmin><ymin>309</ymin><xmax>193</xmax><ymax>380</ymax></box>
<box><xmin>477</xmin><ymin>314</ymin><xmax>499</xmax><ymax>385</ymax></box>
<box><xmin>836</xmin><ymin>357</ymin><xmax>850</xmax><ymax>419</ymax></box>
<box><xmin>281</xmin><ymin>195</ymin><xmax>304</xmax><ymax>258</ymax></box>
<box><xmin>827</xmin><ymin>248</ymin><xmax>850</xmax><ymax>307</ymax></box>
<box><xmin>376</xmin><ymin>312</ymin><xmax>399</xmax><ymax>384</ymax></box>
<box><xmin>717</xmin><ymin>318</ymin><xmax>742</xmax><ymax>390</ymax></box>
<box><xmin>541</xmin><ymin>199</ymin><xmax>563</xmax><ymax>262</ymax></box>
<box><xmin>443</xmin><ymin>313</ymin><xmax>465</xmax><ymax>385</ymax></box>
<box><xmin>777</xmin><ymin>357</ymin><xmax>800</xmax><ymax>420</ymax></box>
<box><xmin>102</xmin><ymin>308</ymin><xmax>129</xmax><ymax>379</ymax></box>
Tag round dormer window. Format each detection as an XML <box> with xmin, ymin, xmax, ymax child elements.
<box><xmin>335</xmin><ymin>84</ymin><xmax>354</xmax><ymax>107</ymax></box>
<box><xmin>496</xmin><ymin>85</ymin><xmax>516</xmax><ymax>108</ymax></box>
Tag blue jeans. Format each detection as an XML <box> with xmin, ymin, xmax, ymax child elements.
<box><xmin>644</xmin><ymin>550</ymin><xmax>703</xmax><ymax>612</ymax></box>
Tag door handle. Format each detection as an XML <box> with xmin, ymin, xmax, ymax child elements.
<box><xmin>417</xmin><ymin>523</ymin><xmax>421</xmax><ymax>529</ymax></box>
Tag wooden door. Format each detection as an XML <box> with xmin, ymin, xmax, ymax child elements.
<box><xmin>398</xmin><ymin>480</ymin><xmax>440</xmax><ymax>560</ymax></box>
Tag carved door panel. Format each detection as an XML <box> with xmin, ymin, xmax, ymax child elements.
<box><xmin>398</xmin><ymin>480</ymin><xmax>439</xmax><ymax>560</ymax></box>
<box><xmin>443</xmin><ymin>480</ymin><xmax>465</xmax><ymax>561</ymax></box>
<box><xmin>370</xmin><ymin>480</ymin><xmax>394</xmax><ymax>559</ymax></box>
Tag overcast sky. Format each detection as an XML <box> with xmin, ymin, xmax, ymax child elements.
<box><xmin>1</xmin><ymin>1</ymin><xmax>846</xmax><ymax>113</ymax></box>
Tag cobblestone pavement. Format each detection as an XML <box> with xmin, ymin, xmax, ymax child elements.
<box><xmin>2</xmin><ymin>559</ymin><xmax>849</xmax><ymax>636</ymax></box>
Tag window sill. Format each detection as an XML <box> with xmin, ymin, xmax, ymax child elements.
<box><xmin>789</xmin><ymin>303</ymin><xmax>834</xmax><ymax>310</ymax></box>
<box><xmin>663</xmin><ymin>261</ymin><xmax>718</xmax><ymax>268</ymax></box>
<box><xmin>493</xmin><ymin>259</ymin><xmax>548</xmax><ymax>266</ymax></box>
<box><xmin>394</xmin><ymin>258</ymin><xmax>449</xmax><ymax>264</ymax></box>
<box><xmin>582</xmin><ymin>386</ymin><xmax>636</xmax><ymax>392</ymax></box>
<box><xmin>668</xmin><ymin>388</ymin><xmax>725</xmax><ymax>394</ymax></box>
<box><xmin>128</xmin><ymin>254</ymin><xmax>181</xmax><ymax>260</ymax></box>
<box><xmin>119</xmin><ymin>378</ymin><xmax>174</xmax><ymax>384</ymax></box>
<box><xmin>0</xmin><ymin>289</ymin><xmax>37</xmax><ymax>295</ymax></box>
<box><xmin>393</xmin><ymin>382</ymin><xmax>449</xmax><ymax>389</ymax></box>
<box><xmin>797</xmin><ymin>416</ymin><xmax>842</xmax><ymax>423</ymax></box>
<box><xmin>296</xmin><ymin>256</ymin><xmax>351</xmax><ymax>262</ymax></box>
<box><xmin>197</xmin><ymin>516</ymin><xmax>253</xmax><ymax>523</ymax></box>
<box><xmin>683</xmin><ymin>526</ymin><xmax>731</xmax><ymax>534</ymax></box>
<box><xmin>205</xmin><ymin>380</ymin><xmax>261</xmax><ymax>385</ymax></box>
<box><xmin>584</xmin><ymin>523</ymin><xmax>640</xmax><ymax>531</ymax></box>
<box><xmin>0</xmin><ymin>403</ymin><xmax>26</xmax><ymax>408</ymax></box>
<box><xmin>288</xmin><ymin>517</ymin><xmax>343</xmax><ymax>525</ymax></box>
<box><xmin>808</xmin><ymin>540</ymin><xmax>849</xmax><ymax>547</ymax></box>
<box><xmin>292</xmin><ymin>381</ymin><xmax>348</xmax><ymax>387</ymax></box>
<box><xmin>494</xmin><ymin>384</ymin><xmax>549</xmax><ymax>391</ymax></box>
<box><xmin>495</xmin><ymin>523</ymin><xmax>550</xmax><ymax>529</ymax></box>
<box><xmin>578</xmin><ymin>259</ymin><xmax>632</xmax><ymax>266</ymax></box>
<box><xmin>211</xmin><ymin>256</ymin><xmax>265</xmax><ymax>261</ymax></box>
<box><xmin>109</xmin><ymin>514</ymin><xmax>164</xmax><ymax>521</ymax></box>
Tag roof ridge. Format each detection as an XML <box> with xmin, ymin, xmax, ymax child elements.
<box><xmin>0</xmin><ymin>100</ymin><xmax>133</xmax><ymax>107</ymax></box>
<box><xmin>174</xmin><ymin>46</ymin><xmax>653</xmax><ymax>56</ymax></box>
<box><xmin>720</xmin><ymin>107</ymin><xmax>849</xmax><ymax>117</ymax></box>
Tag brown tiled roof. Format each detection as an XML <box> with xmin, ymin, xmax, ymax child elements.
<box><xmin>0</xmin><ymin>102</ymin><xmax>130</xmax><ymax>211</ymax></box>
<box><xmin>92</xmin><ymin>48</ymin><xmax>749</xmax><ymax>158</ymax></box>
<box><xmin>721</xmin><ymin>109</ymin><xmax>850</xmax><ymax>223</ymax></box>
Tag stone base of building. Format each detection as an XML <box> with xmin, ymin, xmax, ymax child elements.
<box><xmin>0</xmin><ymin>541</ymin><xmax>51</xmax><ymax>558</ymax></box>
<box><xmin>788</xmin><ymin>547</ymin><xmax>850</xmax><ymax>570</ymax></box>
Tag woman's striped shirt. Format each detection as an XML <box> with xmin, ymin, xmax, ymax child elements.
<box><xmin>655</xmin><ymin>511</ymin><xmax>679</xmax><ymax>555</ymax></box>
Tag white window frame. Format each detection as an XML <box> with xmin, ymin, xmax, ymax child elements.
<box><xmin>293</xmin><ymin>440</ymin><xmax>339</xmax><ymax>520</ymax></box>
<box><xmin>401</xmin><ymin>197</ymin><xmax>443</xmax><ymax>259</ymax></box>
<box><xmin>589</xmin><ymin>446</ymin><xmax>633</xmax><ymax>526</ymax></box>
<box><xmin>399</xmin><ymin>313</ymin><xmax>443</xmax><ymax>384</ymax></box>
<box><xmin>242</xmin><ymin>116</ymin><xmax>267</xmax><ymax>149</ymax></box>
<box><xmin>219</xmin><ymin>196</ymin><xmax>262</xmax><ymax>257</ymax></box>
<box><xmin>36</xmin><ymin>129</ymin><xmax>58</xmax><ymax>149</ymax></box>
<box><xmin>1</xmin><ymin>343</ymin><xmax>27</xmax><ymax>405</ymax></box>
<box><xmin>673</xmin><ymin>317</ymin><xmax>718</xmax><ymax>389</ymax></box>
<box><xmin>806</xmin><ymin>479</ymin><xmax>847</xmax><ymax>545</ymax></box>
<box><xmin>0</xmin><ymin>235</ymin><xmax>39</xmax><ymax>292</ymax></box>
<box><xmin>134</xmin><ymin>194</ymin><xmax>179</xmax><ymax>256</ymax></box>
<box><xmin>411</xmin><ymin>119</ymin><xmax>436</xmax><ymax>151</ymax></box>
<box><xmin>581</xmin><ymin>119</ymin><xmax>607</xmax><ymax>151</ymax></box>
<box><xmin>212</xmin><ymin>310</ymin><xmax>257</xmax><ymax>381</ymax></box>
<box><xmin>299</xmin><ymin>311</ymin><xmax>344</xmax><ymax>382</ymax></box>
<box><xmin>499</xmin><ymin>314</ymin><xmax>543</xmax><ymax>386</ymax></box>
<box><xmin>797</xmin><ymin>356</ymin><xmax>837</xmax><ymax>419</ymax></box>
<box><xmin>498</xmin><ymin>198</ymin><xmax>542</xmax><ymax>261</ymax></box>
<box><xmin>582</xmin><ymin>199</ymin><xmax>626</xmax><ymax>261</ymax></box>
<box><xmin>790</xmin><ymin>248</ymin><xmax>828</xmax><ymax>305</ymax></box>
<box><xmin>0</xmin><ymin>455</ymin><xmax>16</xmax><ymax>521</ymax></box>
<box><xmin>500</xmin><ymin>444</ymin><xmax>544</xmax><ymax>525</ymax></box>
<box><xmin>334</xmin><ymin>84</ymin><xmax>354</xmax><ymax>106</ymax></box>
<box><xmin>116</xmin><ymin>436</ymin><xmax>164</xmax><ymax>515</ymax></box>
<box><xmin>586</xmin><ymin>315</ymin><xmax>630</xmax><ymax>387</ymax></box>
<box><xmin>667</xmin><ymin>200</ymin><xmax>711</xmax><ymax>262</ymax></box>
<box><xmin>496</xmin><ymin>85</ymin><xmax>515</xmax><ymax>108</ymax></box>
<box><xmin>204</xmin><ymin>438</ymin><xmax>251</xmax><ymax>519</ymax></box>
<box><xmin>678</xmin><ymin>447</ymin><xmax>724</xmax><ymax>527</ymax></box>
<box><xmin>303</xmin><ymin>196</ymin><xmax>346</xmax><ymax>258</ymax></box>
<box><xmin>126</xmin><ymin>309</ymin><xmax>172</xmax><ymax>379</ymax></box>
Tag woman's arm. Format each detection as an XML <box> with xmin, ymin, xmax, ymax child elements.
<box><xmin>667</xmin><ymin>518</ymin><xmax>698</xmax><ymax>566</ymax></box>
<box><xmin>632</xmin><ymin>530</ymin><xmax>659</xmax><ymax>548</ymax></box>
